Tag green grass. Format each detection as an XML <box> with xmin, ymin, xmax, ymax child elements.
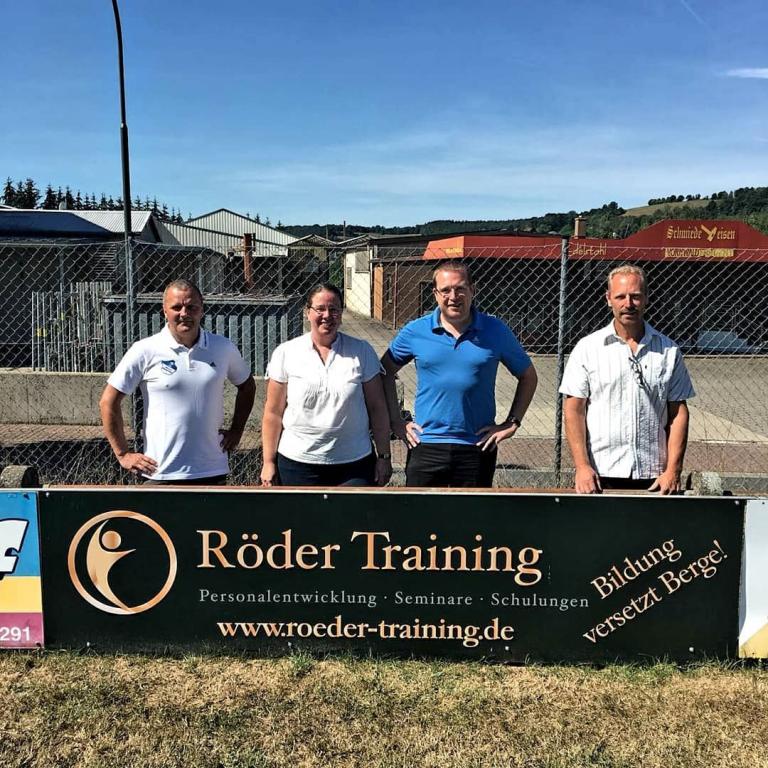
<box><xmin>1</xmin><ymin>652</ymin><xmax>766</xmax><ymax>767</ymax></box>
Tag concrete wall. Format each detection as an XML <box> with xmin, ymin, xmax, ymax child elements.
<box><xmin>0</xmin><ymin>371</ymin><xmax>266</xmax><ymax>429</ymax></box>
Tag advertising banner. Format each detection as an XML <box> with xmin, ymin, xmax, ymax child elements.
<box><xmin>0</xmin><ymin>491</ymin><xmax>44</xmax><ymax>648</ymax></box>
<box><xmin>739</xmin><ymin>498</ymin><xmax>768</xmax><ymax>657</ymax></box>
<box><xmin>38</xmin><ymin>489</ymin><xmax>744</xmax><ymax>661</ymax></box>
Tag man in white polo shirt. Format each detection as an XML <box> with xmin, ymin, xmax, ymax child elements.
<box><xmin>559</xmin><ymin>265</ymin><xmax>694</xmax><ymax>494</ymax></box>
<box><xmin>100</xmin><ymin>279</ymin><xmax>256</xmax><ymax>484</ymax></box>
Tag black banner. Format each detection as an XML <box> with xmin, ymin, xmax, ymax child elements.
<box><xmin>38</xmin><ymin>490</ymin><xmax>744</xmax><ymax>661</ymax></box>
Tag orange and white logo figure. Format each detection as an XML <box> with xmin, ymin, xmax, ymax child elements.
<box><xmin>68</xmin><ymin>511</ymin><xmax>177</xmax><ymax>615</ymax></box>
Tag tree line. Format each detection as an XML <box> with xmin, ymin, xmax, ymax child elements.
<box><xmin>6</xmin><ymin>175</ymin><xmax>768</xmax><ymax>240</ymax></box>
<box><xmin>2</xmin><ymin>177</ymin><xmax>187</xmax><ymax>223</ymax></box>
<box><xmin>1</xmin><ymin>175</ymin><xmax>283</xmax><ymax>229</ymax></box>
<box><xmin>282</xmin><ymin>187</ymin><xmax>768</xmax><ymax>240</ymax></box>
<box><xmin>281</xmin><ymin>203</ymin><xmax>620</xmax><ymax>239</ymax></box>
<box><xmin>647</xmin><ymin>194</ymin><xmax>702</xmax><ymax>205</ymax></box>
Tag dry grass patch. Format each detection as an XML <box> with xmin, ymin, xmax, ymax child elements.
<box><xmin>0</xmin><ymin>653</ymin><xmax>766</xmax><ymax>767</ymax></box>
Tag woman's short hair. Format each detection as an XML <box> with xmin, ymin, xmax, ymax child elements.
<box><xmin>305</xmin><ymin>283</ymin><xmax>343</xmax><ymax>308</ymax></box>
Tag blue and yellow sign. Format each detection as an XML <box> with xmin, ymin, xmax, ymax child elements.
<box><xmin>0</xmin><ymin>491</ymin><xmax>44</xmax><ymax>648</ymax></box>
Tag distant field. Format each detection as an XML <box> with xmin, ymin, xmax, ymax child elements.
<box><xmin>623</xmin><ymin>199</ymin><xmax>711</xmax><ymax>217</ymax></box>
<box><xmin>1</xmin><ymin>652</ymin><xmax>766</xmax><ymax>767</ymax></box>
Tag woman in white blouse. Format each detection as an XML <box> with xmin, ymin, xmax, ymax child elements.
<box><xmin>260</xmin><ymin>283</ymin><xmax>392</xmax><ymax>487</ymax></box>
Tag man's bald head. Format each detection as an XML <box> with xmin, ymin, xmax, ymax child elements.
<box><xmin>163</xmin><ymin>279</ymin><xmax>203</xmax><ymax>304</ymax></box>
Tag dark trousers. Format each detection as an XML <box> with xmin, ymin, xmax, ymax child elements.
<box><xmin>599</xmin><ymin>477</ymin><xmax>653</xmax><ymax>491</ymax></box>
<box><xmin>277</xmin><ymin>453</ymin><xmax>375</xmax><ymax>487</ymax></box>
<box><xmin>405</xmin><ymin>443</ymin><xmax>497</xmax><ymax>488</ymax></box>
<box><xmin>144</xmin><ymin>474</ymin><xmax>228</xmax><ymax>486</ymax></box>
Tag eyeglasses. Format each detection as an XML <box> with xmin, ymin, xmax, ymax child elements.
<box><xmin>309</xmin><ymin>306</ymin><xmax>342</xmax><ymax>316</ymax></box>
<box><xmin>629</xmin><ymin>356</ymin><xmax>646</xmax><ymax>388</ymax></box>
<box><xmin>434</xmin><ymin>285</ymin><xmax>470</xmax><ymax>297</ymax></box>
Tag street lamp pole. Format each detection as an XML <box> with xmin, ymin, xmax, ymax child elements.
<box><xmin>110</xmin><ymin>0</ymin><xmax>141</xmax><ymax>462</ymax></box>
<box><xmin>110</xmin><ymin>0</ymin><xmax>135</xmax><ymax>347</ymax></box>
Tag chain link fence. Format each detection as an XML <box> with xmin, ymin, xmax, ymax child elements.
<box><xmin>0</xmin><ymin>236</ymin><xmax>766</xmax><ymax>492</ymax></box>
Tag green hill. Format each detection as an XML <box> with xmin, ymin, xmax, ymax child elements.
<box><xmin>282</xmin><ymin>186</ymin><xmax>768</xmax><ymax>241</ymax></box>
<box><xmin>623</xmin><ymin>198</ymin><xmax>711</xmax><ymax>217</ymax></box>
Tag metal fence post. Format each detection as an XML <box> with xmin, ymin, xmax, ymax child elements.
<box><xmin>124</xmin><ymin>239</ymin><xmax>136</xmax><ymax>344</ymax></box>
<box><xmin>125</xmin><ymin>238</ymin><xmax>143</xmax><ymax>475</ymax></box>
<box><xmin>554</xmin><ymin>235</ymin><xmax>570</xmax><ymax>486</ymax></box>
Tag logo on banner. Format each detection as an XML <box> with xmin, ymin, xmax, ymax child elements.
<box><xmin>0</xmin><ymin>518</ymin><xmax>28</xmax><ymax>577</ymax></box>
<box><xmin>67</xmin><ymin>511</ymin><xmax>177</xmax><ymax>615</ymax></box>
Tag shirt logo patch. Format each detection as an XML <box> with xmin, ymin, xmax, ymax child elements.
<box><xmin>160</xmin><ymin>360</ymin><xmax>178</xmax><ymax>375</ymax></box>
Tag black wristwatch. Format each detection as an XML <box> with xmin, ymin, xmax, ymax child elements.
<box><xmin>504</xmin><ymin>416</ymin><xmax>522</xmax><ymax>428</ymax></box>
<box><xmin>377</xmin><ymin>452</ymin><xmax>391</xmax><ymax>460</ymax></box>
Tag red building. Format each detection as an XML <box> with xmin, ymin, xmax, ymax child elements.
<box><xmin>373</xmin><ymin>220</ymin><xmax>768</xmax><ymax>352</ymax></box>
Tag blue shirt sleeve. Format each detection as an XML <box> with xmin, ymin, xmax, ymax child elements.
<box><xmin>495</xmin><ymin>320</ymin><xmax>532</xmax><ymax>377</ymax></box>
<box><xmin>387</xmin><ymin>322</ymin><xmax>416</xmax><ymax>366</ymax></box>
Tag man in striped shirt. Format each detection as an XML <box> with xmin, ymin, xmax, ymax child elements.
<box><xmin>559</xmin><ymin>265</ymin><xmax>694</xmax><ymax>494</ymax></box>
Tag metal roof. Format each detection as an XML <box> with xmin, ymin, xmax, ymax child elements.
<box><xmin>0</xmin><ymin>209</ymin><xmax>155</xmax><ymax>238</ymax></box>
<box><xmin>74</xmin><ymin>210</ymin><xmax>153</xmax><ymax>234</ymax></box>
<box><xmin>335</xmin><ymin>232</ymin><xmax>437</xmax><ymax>249</ymax></box>
<box><xmin>187</xmin><ymin>208</ymin><xmax>295</xmax><ymax>244</ymax></box>
<box><xmin>335</xmin><ymin>229</ymin><xmax>549</xmax><ymax>249</ymax></box>
<box><xmin>289</xmin><ymin>234</ymin><xmax>336</xmax><ymax>247</ymax></box>
<box><xmin>157</xmin><ymin>221</ymin><xmax>244</xmax><ymax>250</ymax></box>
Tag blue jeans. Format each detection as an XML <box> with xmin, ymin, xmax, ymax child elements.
<box><xmin>276</xmin><ymin>453</ymin><xmax>375</xmax><ymax>487</ymax></box>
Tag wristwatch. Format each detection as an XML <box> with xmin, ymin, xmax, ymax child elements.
<box><xmin>377</xmin><ymin>452</ymin><xmax>392</xmax><ymax>460</ymax></box>
<box><xmin>504</xmin><ymin>416</ymin><xmax>522</xmax><ymax>428</ymax></box>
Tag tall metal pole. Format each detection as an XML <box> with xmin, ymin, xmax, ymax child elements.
<box><xmin>110</xmin><ymin>0</ymin><xmax>135</xmax><ymax>347</ymax></box>
<box><xmin>111</xmin><ymin>0</ymin><xmax>141</xmax><ymax>463</ymax></box>
<box><xmin>553</xmin><ymin>236</ymin><xmax>570</xmax><ymax>486</ymax></box>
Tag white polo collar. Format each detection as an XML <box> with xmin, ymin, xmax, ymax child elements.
<box><xmin>160</xmin><ymin>324</ymin><xmax>208</xmax><ymax>352</ymax></box>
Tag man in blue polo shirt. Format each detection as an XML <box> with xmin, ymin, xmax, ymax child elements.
<box><xmin>381</xmin><ymin>260</ymin><xmax>538</xmax><ymax>487</ymax></box>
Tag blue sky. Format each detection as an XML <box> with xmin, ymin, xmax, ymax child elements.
<box><xmin>1</xmin><ymin>0</ymin><xmax>767</xmax><ymax>226</ymax></box>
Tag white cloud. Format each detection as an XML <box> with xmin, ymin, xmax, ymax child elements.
<box><xmin>190</xmin><ymin>116</ymin><xmax>768</xmax><ymax>224</ymax></box>
<box><xmin>725</xmin><ymin>68</ymin><xmax>768</xmax><ymax>79</ymax></box>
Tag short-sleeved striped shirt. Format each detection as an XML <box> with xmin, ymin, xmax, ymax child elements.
<box><xmin>559</xmin><ymin>322</ymin><xmax>695</xmax><ymax>479</ymax></box>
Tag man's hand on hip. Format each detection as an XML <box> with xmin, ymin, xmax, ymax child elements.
<box><xmin>117</xmin><ymin>452</ymin><xmax>158</xmax><ymax>476</ymax></box>
<box><xmin>393</xmin><ymin>420</ymin><xmax>422</xmax><ymax>448</ymax></box>
<box><xmin>476</xmin><ymin>422</ymin><xmax>518</xmax><ymax>451</ymax></box>
<box><xmin>574</xmin><ymin>465</ymin><xmax>602</xmax><ymax>494</ymax></box>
